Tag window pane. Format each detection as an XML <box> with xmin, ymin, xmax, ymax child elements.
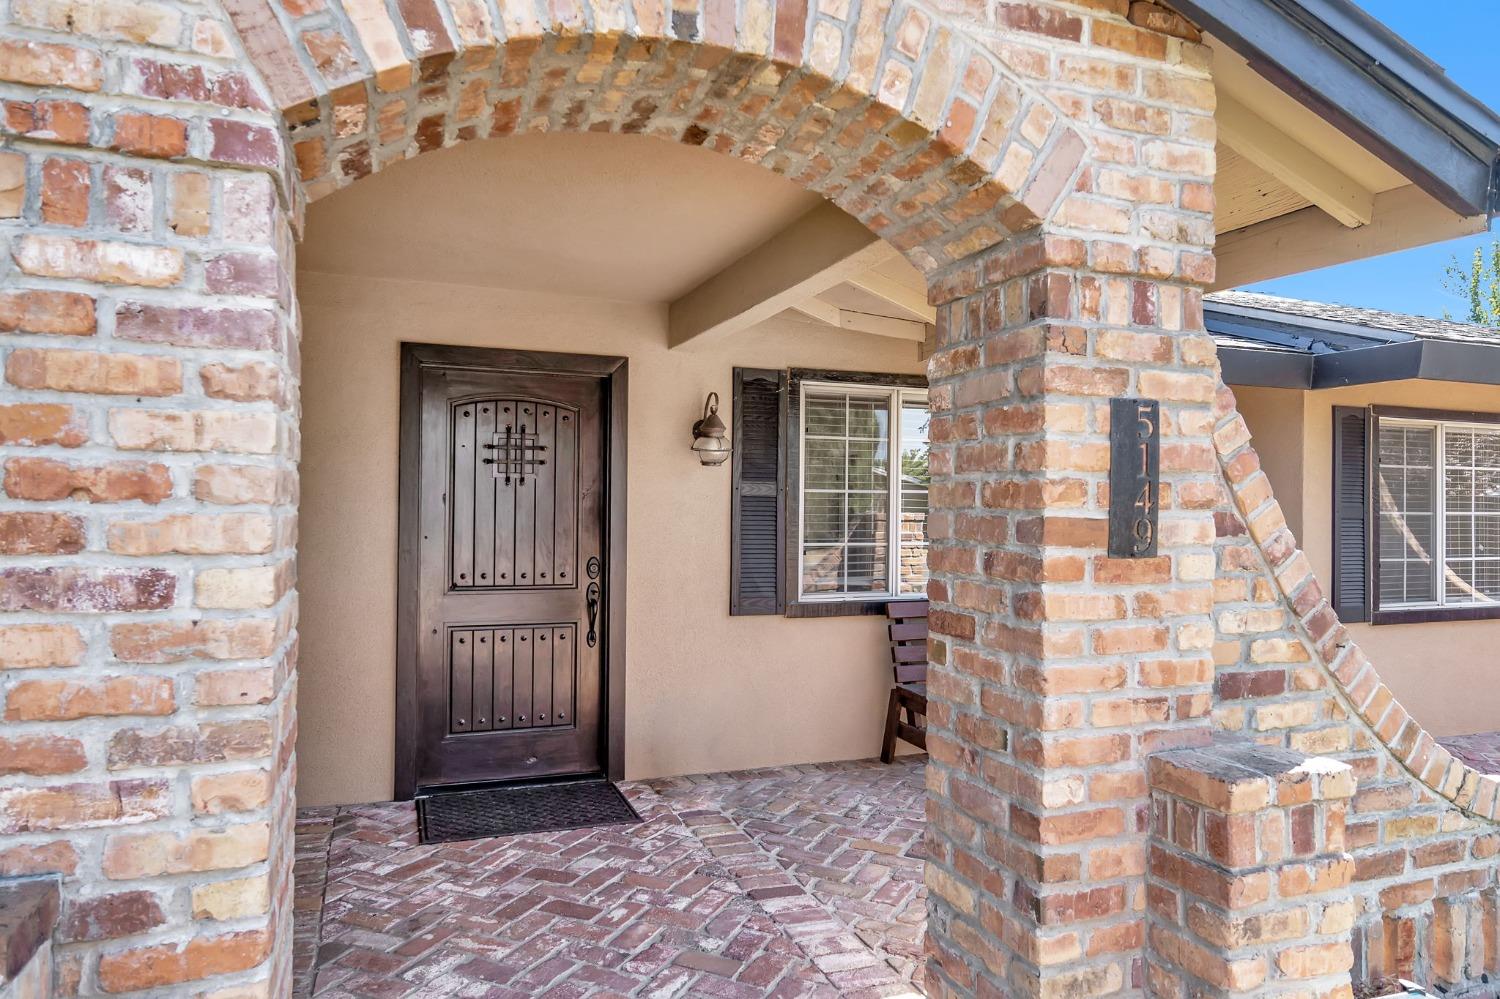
<box><xmin>847</xmin><ymin>439</ymin><xmax>889</xmax><ymax>490</ymax></box>
<box><xmin>899</xmin><ymin>396</ymin><xmax>930</xmax><ymax>596</ymax></box>
<box><xmin>1447</xmin><ymin>560</ymin><xmax>1476</xmax><ymax>602</ymax></box>
<box><xmin>847</xmin><ymin>397</ymin><xmax>888</xmax><ymax>439</ymax></box>
<box><xmin>803</xmin><ymin>439</ymin><xmax>846</xmax><ymax>489</ymax></box>
<box><xmin>1474</xmin><ymin>560</ymin><xmax>1500</xmax><ymax>601</ymax></box>
<box><xmin>804</xmin><ymin>395</ymin><xmax>846</xmax><ymax>436</ymax></box>
<box><xmin>801</xmin><ymin>546</ymin><xmax>844</xmax><ymax>594</ymax></box>
<box><xmin>800</xmin><ymin>388</ymin><xmax>891</xmax><ymax>598</ymax></box>
<box><xmin>847</xmin><ymin>491</ymin><xmax>887</xmax><ymax>545</ymax></box>
<box><xmin>1376</xmin><ymin>424</ymin><xmax>1437</xmax><ymax>607</ymax></box>
<box><xmin>1446</xmin><ymin>429</ymin><xmax>1476</xmax><ymax>468</ymax></box>
<box><xmin>1447</xmin><ymin>467</ymin><xmax>1472</xmax><ymax>507</ymax></box>
<box><xmin>802</xmin><ymin>493</ymin><xmax>845</xmax><ymax>544</ymax></box>
<box><xmin>1447</xmin><ymin>515</ymin><xmax>1473</xmax><ymax>559</ymax></box>
<box><xmin>1478</xmin><ymin>514</ymin><xmax>1500</xmax><ymax>553</ymax></box>
<box><xmin>841</xmin><ymin>546</ymin><xmax>888</xmax><ymax>593</ymax></box>
<box><xmin>1480</xmin><ymin>433</ymin><xmax>1500</xmax><ymax>470</ymax></box>
<box><xmin>1443</xmin><ymin>427</ymin><xmax>1500</xmax><ymax>606</ymax></box>
<box><xmin>1478</xmin><ymin>470</ymin><xmax>1500</xmax><ymax>512</ymax></box>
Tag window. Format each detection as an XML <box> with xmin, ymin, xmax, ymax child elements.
<box><xmin>1377</xmin><ymin>418</ymin><xmax>1500</xmax><ymax>610</ymax></box>
<box><xmin>796</xmin><ymin>382</ymin><xmax>930</xmax><ymax>601</ymax></box>
<box><xmin>727</xmin><ymin>368</ymin><xmax>930</xmax><ymax>617</ymax></box>
<box><xmin>1334</xmin><ymin>405</ymin><xmax>1500</xmax><ymax>624</ymax></box>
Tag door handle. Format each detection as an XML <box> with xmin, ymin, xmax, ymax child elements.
<box><xmin>586</xmin><ymin>582</ymin><xmax>600</xmax><ymax>648</ymax></box>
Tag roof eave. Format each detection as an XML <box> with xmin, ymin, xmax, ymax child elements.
<box><xmin>1219</xmin><ymin>338</ymin><xmax>1500</xmax><ymax>390</ymax></box>
<box><xmin>1216</xmin><ymin>346</ymin><xmax>1314</xmax><ymax>389</ymax></box>
<box><xmin>1169</xmin><ymin>0</ymin><xmax>1500</xmax><ymax>219</ymax></box>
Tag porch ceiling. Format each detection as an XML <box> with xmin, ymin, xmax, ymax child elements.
<box><xmin>297</xmin><ymin>132</ymin><xmax>823</xmax><ymax>303</ymax></box>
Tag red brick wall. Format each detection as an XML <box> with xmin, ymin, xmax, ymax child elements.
<box><xmin>0</xmin><ymin>1</ymin><xmax>300</xmax><ymax>994</ymax></box>
<box><xmin>1147</xmin><ymin>744</ymin><xmax>1358</xmax><ymax>997</ymax></box>
<box><xmin>1209</xmin><ymin>386</ymin><xmax>1500</xmax><ymax>990</ymax></box>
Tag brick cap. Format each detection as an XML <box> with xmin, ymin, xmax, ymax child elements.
<box><xmin>0</xmin><ymin>876</ymin><xmax>60</xmax><ymax>982</ymax></box>
<box><xmin>1150</xmin><ymin>742</ymin><xmax>1355</xmax><ymax>813</ymax></box>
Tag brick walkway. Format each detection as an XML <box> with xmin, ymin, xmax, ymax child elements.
<box><xmin>293</xmin><ymin>757</ymin><xmax>928</xmax><ymax>998</ymax></box>
<box><xmin>1438</xmin><ymin>731</ymin><xmax>1500</xmax><ymax>774</ymax></box>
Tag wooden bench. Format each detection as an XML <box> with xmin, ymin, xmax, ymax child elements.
<box><xmin>880</xmin><ymin>599</ymin><xmax>928</xmax><ymax>763</ymax></box>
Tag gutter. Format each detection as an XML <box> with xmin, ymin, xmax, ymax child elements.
<box><xmin>1215</xmin><ymin>345</ymin><xmax>1313</xmax><ymax>389</ymax></box>
<box><xmin>1169</xmin><ymin>0</ymin><xmax>1500</xmax><ymax>219</ymax></box>
<box><xmin>1217</xmin><ymin>338</ymin><xmax>1500</xmax><ymax>390</ymax></box>
<box><xmin>1313</xmin><ymin>339</ymin><xmax>1500</xmax><ymax>388</ymax></box>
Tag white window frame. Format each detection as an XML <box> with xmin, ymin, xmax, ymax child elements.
<box><xmin>795</xmin><ymin>379</ymin><xmax>929</xmax><ymax>603</ymax></box>
<box><xmin>1376</xmin><ymin>415</ymin><xmax>1500</xmax><ymax>611</ymax></box>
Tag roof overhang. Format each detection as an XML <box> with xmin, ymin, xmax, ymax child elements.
<box><xmin>1170</xmin><ymin>0</ymin><xmax>1500</xmax><ymax>219</ymax></box>
<box><xmin>1212</xmin><ymin>300</ymin><xmax>1500</xmax><ymax>390</ymax></box>
<box><xmin>1218</xmin><ymin>339</ymin><xmax>1500</xmax><ymax>389</ymax></box>
<box><xmin>1215</xmin><ymin>345</ymin><xmax>1314</xmax><ymax>389</ymax></box>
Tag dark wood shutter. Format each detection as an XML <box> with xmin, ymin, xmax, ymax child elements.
<box><xmin>730</xmin><ymin>368</ymin><xmax>786</xmax><ymax>615</ymax></box>
<box><xmin>1332</xmin><ymin>406</ymin><xmax>1372</xmax><ymax>622</ymax></box>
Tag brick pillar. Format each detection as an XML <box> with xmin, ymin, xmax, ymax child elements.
<box><xmin>1146</xmin><ymin>744</ymin><xmax>1356</xmax><ymax>997</ymax></box>
<box><xmin>922</xmin><ymin>227</ymin><xmax>1221</xmax><ymax>997</ymax></box>
<box><xmin>0</xmin><ymin>5</ymin><xmax>300</xmax><ymax>995</ymax></box>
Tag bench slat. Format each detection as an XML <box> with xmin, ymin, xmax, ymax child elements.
<box><xmin>889</xmin><ymin>620</ymin><xmax>927</xmax><ymax>642</ymax></box>
<box><xmin>887</xmin><ymin>600</ymin><xmax>928</xmax><ymax>620</ymax></box>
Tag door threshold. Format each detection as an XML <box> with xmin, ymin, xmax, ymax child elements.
<box><xmin>414</xmin><ymin>770</ymin><xmax>608</xmax><ymax>799</ymax></box>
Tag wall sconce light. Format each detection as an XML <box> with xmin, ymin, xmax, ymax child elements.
<box><xmin>691</xmin><ymin>392</ymin><xmax>731</xmax><ymax>466</ymax></box>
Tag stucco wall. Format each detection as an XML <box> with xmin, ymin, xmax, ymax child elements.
<box><xmin>1235</xmin><ymin>379</ymin><xmax>1500</xmax><ymax>737</ymax></box>
<box><xmin>1230</xmin><ymin>385</ymin><xmax>1305</xmax><ymax>538</ymax></box>
<box><xmin>295</xmin><ymin>270</ymin><xmax>925</xmax><ymax>806</ymax></box>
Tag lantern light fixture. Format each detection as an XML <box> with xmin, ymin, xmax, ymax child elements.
<box><xmin>691</xmin><ymin>392</ymin><xmax>731</xmax><ymax>466</ymax></box>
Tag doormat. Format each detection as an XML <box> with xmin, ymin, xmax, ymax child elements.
<box><xmin>416</xmin><ymin>777</ymin><xmax>642</xmax><ymax>844</ymax></box>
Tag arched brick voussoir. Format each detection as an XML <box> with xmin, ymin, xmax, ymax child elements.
<box><xmin>219</xmin><ymin>0</ymin><xmax>1091</xmax><ymax>275</ymax></box>
<box><xmin>1210</xmin><ymin>379</ymin><xmax>1500</xmax><ymax>824</ymax></box>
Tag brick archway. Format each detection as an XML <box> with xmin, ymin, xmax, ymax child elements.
<box><xmin>226</xmin><ymin>0</ymin><xmax>1094</xmax><ymax>277</ymax></box>
<box><xmin>222</xmin><ymin>2</ymin><xmax>1228</xmax><ymax>991</ymax></box>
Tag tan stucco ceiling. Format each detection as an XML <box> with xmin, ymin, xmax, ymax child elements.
<box><xmin>299</xmin><ymin>132</ymin><xmax>824</xmax><ymax>302</ymax></box>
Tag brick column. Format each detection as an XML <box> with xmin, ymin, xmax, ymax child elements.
<box><xmin>0</xmin><ymin>5</ymin><xmax>301</xmax><ymax>995</ymax></box>
<box><xmin>923</xmin><ymin>227</ymin><xmax>1221</xmax><ymax>997</ymax></box>
<box><xmin>1146</xmin><ymin>744</ymin><xmax>1356</xmax><ymax>997</ymax></box>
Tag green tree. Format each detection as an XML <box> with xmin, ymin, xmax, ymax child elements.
<box><xmin>1443</xmin><ymin>241</ymin><xmax>1500</xmax><ymax>326</ymax></box>
<box><xmin>900</xmin><ymin>446</ymin><xmax>929</xmax><ymax>484</ymax></box>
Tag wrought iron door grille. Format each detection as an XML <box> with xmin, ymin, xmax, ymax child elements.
<box><xmin>485</xmin><ymin>426</ymin><xmax>549</xmax><ymax>484</ymax></box>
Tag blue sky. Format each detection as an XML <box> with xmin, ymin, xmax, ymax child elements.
<box><xmin>1247</xmin><ymin>0</ymin><xmax>1499</xmax><ymax>318</ymax></box>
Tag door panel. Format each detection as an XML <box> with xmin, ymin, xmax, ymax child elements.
<box><xmin>449</xmin><ymin>399</ymin><xmax>580</xmax><ymax>589</ymax></box>
<box><xmin>413</xmin><ymin>367</ymin><xmax>607</xmax><ymax>789</ymax></box>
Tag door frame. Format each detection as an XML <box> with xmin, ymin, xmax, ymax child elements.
<box><xmin>395</xmin><ymin>342</ymin><xmax>628</xmax><ymax>799</ymax></box>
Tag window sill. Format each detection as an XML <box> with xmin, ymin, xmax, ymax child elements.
<box><xmin>786</xmin><ymin>597</ymin><xmax>924</xmax><ymax>619</ymax></box>
<box><xmin>1371</xmin><ymin>604</ymin><xmax>1500</xmax><ymax>625</ymax></box>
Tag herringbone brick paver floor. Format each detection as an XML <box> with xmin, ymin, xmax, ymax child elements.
<box><xmin>1439</xmin><ymin>731</ymin><xmax>1500</xmax><ymax>774</ymax></box>
<box><xmin>294</xmin><ymin>757</ymin><xmax>928</xmax><ymax>998</ymax></box>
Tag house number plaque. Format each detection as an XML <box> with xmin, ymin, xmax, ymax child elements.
<box><xmin>1108</xmin><ymin>397</ymin><xmax>1160</xmax><ymax>558</ymax></box>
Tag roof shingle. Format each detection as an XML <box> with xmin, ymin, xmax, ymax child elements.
<box><xmin>1205</xmin><ymin>291</ymin><xmax>1500</xmax><ymax>347</ymax></box>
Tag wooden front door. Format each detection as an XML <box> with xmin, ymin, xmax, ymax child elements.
<box><xmin>399</xmin><ymin>346</ymin><xmax>622</xmax><ymax>793</ymax></box>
